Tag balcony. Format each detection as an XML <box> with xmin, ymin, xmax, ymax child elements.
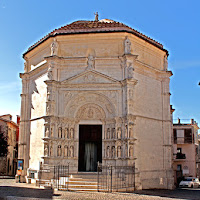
<box><xmin>176</xmin><ymin>153</ymin><xmax>186</xmax><ymax>160</ymax></box>
<box><xmin>174</xmin><ymin>137</ymin><xmax>192</xmax><ymax>144</ymax></box>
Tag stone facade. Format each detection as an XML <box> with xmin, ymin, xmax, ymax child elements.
<box><xmin>19</xmin><ymin>19</ymin><xmax>174</xmax><ymax>189</ymax></box>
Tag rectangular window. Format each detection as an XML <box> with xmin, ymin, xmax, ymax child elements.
<box><xmin>177</xmin><ymin>130</ymin><xmax>184</xmax><ymax>138</ymax></box>
<box><xmin>177</xmin><ymin>164</ymin><xmax>182</xmax><ymax>171</ymax></box>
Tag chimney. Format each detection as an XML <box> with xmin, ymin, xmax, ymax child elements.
<box><xmin>191</xmin><ymin>119</ymin><xmax>194</xmax><ymax>124</ymax></box>
<box><xmin>178</xmin><ymin>118</ymin><xmax>181</xmax><ymax>124</ymax></box>
<box><xmin>17</xmin><ymin>115</ymin><xmax>20</xmax><ymax>125</ymax></box>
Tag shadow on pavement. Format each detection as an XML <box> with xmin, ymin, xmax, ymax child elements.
<box><xmin>0</xmin><ymin>186</ymin><xmax>55</xmax><ymax>199</ymax></box>
<box><xmin>135</xmin><ymin>188</ymin><xmax>200</xmax><ymax>200</ymax></box>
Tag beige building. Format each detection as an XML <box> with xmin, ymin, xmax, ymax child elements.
<box><xmin>19</xmin><ymin>17</ymin><xmax>174</xmax><ymax>189</ymax></box>
<box><xmin>0</xmin><ymin>114</ymin><xmax>19</xmax><ymax>176</ymax></box>
<box><xmin>173</xmin><ymin>119</ymin><xmax>199</xmax><ymax>185</ymax></box>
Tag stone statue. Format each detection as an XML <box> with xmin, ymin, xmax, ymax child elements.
<box><xmin>46</xmin><ymin>105</ymin><xmax>50</xmax><ymax>115</ymax></box>
<box><xmin>57</xmin><ymin>145</ymin><xmax>62</xmax><ymax>156</ymax></box>
<box><xmin>70</xmin><ymin>146</ymin><xmax>74</xmax><ymax>157</ymax></box>
<box><xmin>65</xmin><ymin>128</ymin><xmax>68</xmax><ymax>139</ymax></box>
<box><xmin>164</xmin><ymin>55</ymin><xmax>168</xmax><ymax>71</ymax></box>
<box><xmin>87</xmin><ymin>54</ymin><xmax>95</xmax><ymax>69</ymax></box>
<box><xmin>117</xmin><ymin>146</ymin><xmax>121</xmax><ymax>158</ymax></box>
<box><xmin>50</xmin><ymin>145</ymin><xmax>53</xmax><ymax>156</ymax></box>
<box><xmin>127</xmin><ymin>63</ymin><xmax>134</xmax><ymax>79</ymax></box>
<box><xmin>47</xmin><ymin>63</ymin><xmax>54</xmax><ymax>80</ymax></box>
<box><xmin>50</xmin><ymin>127</ymin><xmax>53</xmax><ymax>137</ymax></box>
<box><xmin>111</xmin><ymin>146</ymin><xmax>115</xmax><ymax>158</ymax></box>
<box><xmin>129</xmin><ymin>127</ymin><xmax>133</xmax><ymax>138</ymax></box>
<box><xmin>45</xmin><ymin>128</ymin><xmax>49</xmax><ymax>137</ymax></box>
<box><xmin>129</xmin><ymin>146</ymin><xmax>133</xmax><ymax>157</ymax></box>
<box><xmin>94</xmin><ymin>12</ymin><xmax>99</xmax><ymax>21</ymax></box>
<box><xmin>107</xmin><ymin>128</ymin><xmax>110</xmax><ymax>139</ymax></box>
<box><xmin>64</xmin><ymin>145</ymin><xmax>68</xmax><ymax>157</ymax></box>
<box><xmin>58</xmin><ymin>128</ymin><xmax>62</xmax><ymax>138</ymax></box>
<box><xmin>70</xmin><ymin>128</ymin><xmax>74</xmax><ymax>139</ymax></box>
<box><xmin>124</xmin><ymin>36</ymin><xmax>131</xmax><ymax>54</ymax></box>
<box><xmin>117</xmin><ymin>127</ymin><xmax>122</xmax><ymax>139</ymax></box>
<box><xmin>51</xmin><ymin>38</ymin><xmax>58</xmax><ymax>56</ymax></box>
<box><xmin>44</xmin><ymin>144</ymin><xmax>48</xmax><ymax>156</ymax></box>
<box><xmin>111</xmin><ymin>128</ymin><xmax>115</xmax><ymax>139</ymax></box>
<box><xmin>107</xmin><ymin>146</ymin><xmax>110</xmax><ymax>158</ymax></box>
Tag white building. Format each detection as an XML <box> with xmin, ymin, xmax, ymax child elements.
<box><xmin>18</xmin><ymin>17</ymin><xmax>174</xmax><ymax>189</ymax></box>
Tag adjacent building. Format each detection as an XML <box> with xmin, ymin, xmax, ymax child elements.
<box><xmin>0</xmin><ymin>114</ymin><xmax>19</xmax><ymax>176</ymax></box>
<box><xmin>173</xmin><ymin>118</ymin><xmax>199</xmax><ymax>185</ymax></box>
<box><xmin>18</xmin><ymin>17</ymin><xmax>174</xmax><ymax>189</ymax></box>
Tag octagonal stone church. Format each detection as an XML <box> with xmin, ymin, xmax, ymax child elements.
<box><xmin>18</xmin><ymin>17</ymin><xmax>174</xmax><ymax>189</ymax></box>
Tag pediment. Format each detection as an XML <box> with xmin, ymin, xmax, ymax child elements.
<box><xmin>61</xmin><ymin>70</ymin><xmax>119</xmax><ymax>85</ymax></box>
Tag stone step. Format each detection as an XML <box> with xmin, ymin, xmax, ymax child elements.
<box><xmin>68</xmin><ymin>180</ymin><xmax>98</xmax><ymax>185</ymax></box>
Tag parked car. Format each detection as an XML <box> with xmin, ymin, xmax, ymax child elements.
<box><xmin>179</xmin><ymin>177</ymin><xmax>200</xmax><ymax>188</ymax></box>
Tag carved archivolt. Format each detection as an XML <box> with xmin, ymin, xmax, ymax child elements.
<box><xmin>65</xmin><ymin>92</ymin><xmax>115</xmax><ymax>118</ymax></box>
<box><xmin>76</xmin><ymin>104</ymin><xmax>106</xmax><ymax>120</ymax></box>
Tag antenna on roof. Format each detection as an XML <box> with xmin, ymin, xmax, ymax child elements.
<box><xmin>94</xmin><ymin>12</ymin><xmax>99</xmax><ymax>21</ymax></box>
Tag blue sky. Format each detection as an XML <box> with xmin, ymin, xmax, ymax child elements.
<box><xmin>0</xmin><ymin>0</ymin><xmax>199</xmax><ymax>126</ymax></box>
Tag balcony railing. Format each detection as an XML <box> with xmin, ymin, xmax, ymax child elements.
<box><xmin>176</xmin><ymin>153</ymin><xmax>186</xmax><ymax>159</ymax></box>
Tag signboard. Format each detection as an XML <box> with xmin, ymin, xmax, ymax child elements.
<box><xmin>17</xmin><ymin>159</ymin><xmax>24</xmax><ymax>170</ymax></box>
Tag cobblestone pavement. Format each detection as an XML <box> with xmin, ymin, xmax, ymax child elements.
<box><xmin>1</xmin><ymin>178</ymin><xmax>200</xmax><ymax>200</ymax></box>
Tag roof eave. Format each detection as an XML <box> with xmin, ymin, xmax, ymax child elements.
<box><xmin>23</xmin><ymin>30</ymin><xmax>169</xmax><ymax>58</ymax></box>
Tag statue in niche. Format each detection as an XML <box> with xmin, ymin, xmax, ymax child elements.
<box><xmin>57</xmin><ymin>145</ymin><xmax>62</xmax><ymax>156</ymax></box>
<box><xmin>125</xmin><ymin>125</ymin><xmax>128</xmax><ymax>138</ymax></box>
<box><xmin>125</xmin><ymin>144</ymin><xmax>128</xmax><ymax>157</ymax></box>
<box><xmin>58</xmin><ymin>127</ymin><xmax>62</xmax><ymax>138</ymax></box>
<box><xmin>47</xmin><ymin>62</ymin><xmax>54</xmax><ymax>80</ymax></box>
<box><xmin>124</xmin><ymin>36</ymin><xmax>131</xmax><ymax>54</ymax></box>
<box><xmin>46</xmin><ymin>105</ymin><xmax>50</xmax><ymax>115</ymax></box>
<box><xmin>45</xmin><ymin>128</ymin><xmax>49</xmax><ymax>137</ymax></box>
<box><xmin>87</xmin><ymin>54</ymin><xmax>95</xmax><ymax>70</ymax></box>
<box><xmin>64</xmin><ymin>128</ymin><xmax>68</xmax><ymax>139</ymax></box>
<box><xmin>70</xmin><ymin>128</ymin><xmax>74</xmax><ymax>139</ymax></box>
<box><xmin>47</xmin><ymin>92</ymin><xmax>51</xmax><ymax>101</ymax></box>
<box><xmin>64</xmin><ymin>145</ymin><xmax>68</xmax><ymax>157</ymax></box>
<box><xmin>111</xmin><ymin>128</ymin><xmax>115</xmax><ymax>139</ymax></box>
<box><xmin>70</xmin><ymin>146</ymin><xmax>74</xmax><ymax>157</ymax></box>
<box><xmin>44</xmin><ymin>144</ymin><xmax>49</xmax><ymax>156</ymax></box>
<box><xmin>50</xmin><ymin>127</ymin><xmax>53</xmax><ymax>137</ymax></box>
<box><xmin>111</xmin><ymin>146</ymin><xmax>115</xmax><ymax>158</ymax></box>
<box><xmin>106</xmin><ymin>146</ymin><xmax>110</xmax><ymax>158</ymax></box>
<box><xmin>117</xmin><ymin>127</ymin><xmax>122</xmax><ymax>139</ymax></box>
<box><xmin>127</xmin><ymin>63</ymin><xmax>134</xmax><ymax>79</ymax></box>
<box><xmin>49</xmin><ymin>145</ymin><xmax>53</xmax><ymax>156</ymax></box>
<box><xmin>117</xmin><ymin>146</ymin><xmax>122</xmax><ymax>158</ymax></box>
<box><xmin>107</xmin><ymin>128</ymin><xmax>110</xmax><ymax>139</ymax></box>
<box><xmin>129</xmin><ymin>146</ymin><xmax>133</xmax><ymax>157</ymax></box>
<box><xmin>129</xmin><ymin>127</ymin><xmax>133</xmax><ymax>138</ymax></box>
<box><xmin>51</xmin><ymin>38</ymin><xmax>58</xmax><ymax>56</ymax></box>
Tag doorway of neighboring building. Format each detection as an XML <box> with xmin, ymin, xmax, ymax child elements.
<box><xmin>78</xmin><ymin>125</ymin><xmax>102</xmax><ymax>172</ymax></box>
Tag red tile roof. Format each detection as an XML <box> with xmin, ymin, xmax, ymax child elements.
<box><xmin>23</xmin><ymin>20</ymin><xmax>168</xmax><ymax>57</ymax></box>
